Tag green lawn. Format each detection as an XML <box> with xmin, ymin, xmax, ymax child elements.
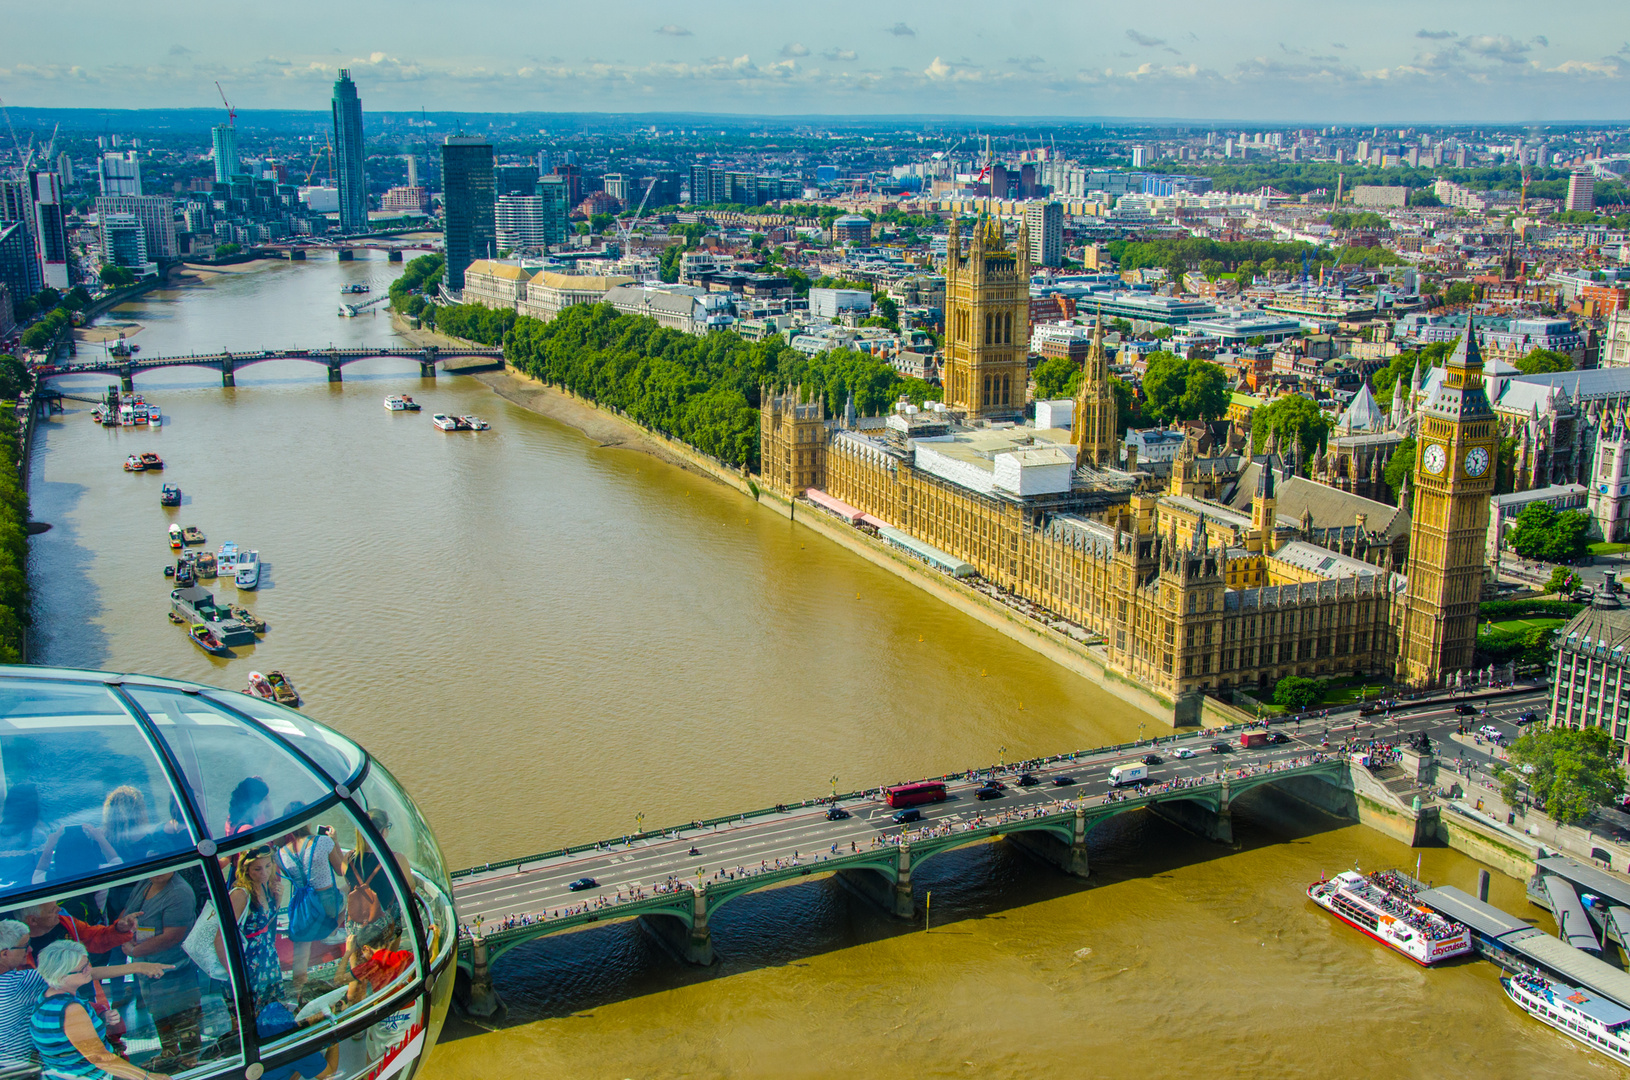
<box><xmin>1589</xmin><ymin>542</ymin><xmax>1630</xmax><ymax>556</ymax></box>
<box><xmin>1481</xmin><ymin>617</ymin><xmax>1565</xmax><ymax>635</ymax></box>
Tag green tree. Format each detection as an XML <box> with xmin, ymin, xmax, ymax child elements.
<box><xmin>1033</xmin><ymin>356</ymin><xmax>1082</xmax><ymax>400</ymax></box>
<box><xmin>1274</xmin><ymin>676</ymin><xmax>1324</xmax><ymax>710</ymax></box>
<box><xmin>1545</xmin><ymin>566</ymin><xmax>1581</xmax><ymax>595</ymax></box>
<box><xmin>1111</xmin><ymin>378</ymin><xmax>1140</xmax><ymax>433</ymax></box>
<box><xmin>1514</xmin><ymin>348</ymin><xmax>1573</xmax><ymax>375</ymax></box>
<box><xmin>98</xmin><ymin>265</ymin><xmax>136</xmax><ymax>288</ymax></box>
<box><xmin>1142</xmin><ymin>353</ymin><xmax>1228</xmax><ymax>424</ymax></box>
<box><xmin>658</xmin><ymin>245</ymin><xmax>684</xmax><ymax>284</ymax></box>
<box><xmin>1444</xmin><ymin>281</ymin><xmax>1477</xmax><ymax>306</ymax></box>
<box><xmin>1251</xmin><ymin>394</ymin><xmax>1330</xmax><ymax>460</ymax></box>
<box><xmin>872</xmin><ymin>294</ymin><xmax>899</xmax><ymax>331</ymax></box>
<box><xmin>60</xmin><ymin>286</ymin><xmax>91</xmax><ymax>311</ymax></box>
<box><xmin>215</xmin><ymin>242</ymin><xmax>242</xmax><ymax>256</ymax></box>
<box><xmin>1495</xmin><ymin>435</ymin><xmax>1520</xmax><ymax>495</ymax></box>
<box><xmin>1508</xmin><ymin>502</ymin><xmax>1590</xmax><ymax>564</ymax></box>
<box><xmin>1384</xmin><ymin>437</ymin><xmax>1416</xmax><ymax>500</ymax></box>
<box><xmin>1498</xmin><ymin>726</ymin><xmax>1625</xmax><ymax>825</ymax></box>
<box><xmin>0</xmin><ymin>356</ymin><xmax>33</xmax><ymax>402</ymax></box>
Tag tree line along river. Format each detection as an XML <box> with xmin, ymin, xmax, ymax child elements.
<box><xmin>25</xmin><ymin>254</ymin><xmax>1586</xmax><ymax>1078</ymax></box>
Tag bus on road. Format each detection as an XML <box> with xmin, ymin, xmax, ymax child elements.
<box><xmin>885</xmin><ymin>781</ymin><xmax>948</xmax><ymax>809</ymax></box>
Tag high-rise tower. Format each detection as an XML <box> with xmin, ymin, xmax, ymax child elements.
<box><xmin>211</xmin><ymin>124</ymin><xmax>240</xmax><ymax>184</ymax></box>
<box><xmin>1072</xmin><ymin>316</ymin><xmax>1118</xmax><ymax>468</ymax></box>
<box><xmin>941</xmin><ymin>215</ymin><xmax>1030</xmax><ymax>421</ymax></box>
<box><xmin>331</xmin><ymin>69</ymin><xmax>367</xmax><ymax>233</ymax></box>
<box><xmin>1400</xmin><ymin>332</ymin><xmax>1497</xmax><ymax>685</ymax></box>
<box><xmin>440</xmin><ymin>136</ymin><xmax>495</xmax><ymax>292</ymax></box>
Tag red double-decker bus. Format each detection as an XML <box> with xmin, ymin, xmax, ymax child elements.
<box><xmin>884</xmin><ymin>781</ymin><xmax>947</xmax><ymax>809</ymax></box>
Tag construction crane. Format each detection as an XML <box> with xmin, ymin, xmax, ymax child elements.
<box><xmin>304</xmin><ymin>134</ymin><xmax>334</xmax><ymax>186</ymax></box>
<box><xmin>616</xmin><ymin>176</ymin><xmax>657</xmax><ymax>247</ymax></box>
<box><xmin>1520</xmin><ymin>153</ymin><xmax>1531</xmax><ymax>214</ymax></box>
<box><xmin>215</xmin><ymin>81</ymin><xmax>236</xmax><ymax>127</ymax></box>
<box><xmin>0</xmin><ymin>97</ymin><xmax>24</xmax><ymax>176</ymax></box>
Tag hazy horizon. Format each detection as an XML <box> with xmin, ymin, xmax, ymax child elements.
<box><xmin>5</xmin><ymin>1</ymin><xmax>1627</xmax><ymax>123</ymax></box>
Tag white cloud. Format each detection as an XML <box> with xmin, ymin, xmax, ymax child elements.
<box><xmin>654</xmin><ymin>24</ymin><xmax>691</xmax><ymax>37</ymax></box>
<box><xmin>823</xmin><ymin>48</ymin><xmax>857</xmax><ymax>62</ymax></box>
<box><xmin>780</xmin><ymin>43</ymin><xmax>809</xmax><ymax>58</ymax></box>
<box><xmin>886</xmin><ymin>22</ymin><xmax>915</xmax><ymax>37</ymax></box>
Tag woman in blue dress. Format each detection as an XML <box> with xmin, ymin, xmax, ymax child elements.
<box><xmin>228</xmin><ymin>845</ymin><xmax>284</xmax><ymax>1006</ymax></box>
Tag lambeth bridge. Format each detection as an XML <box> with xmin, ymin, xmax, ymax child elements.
<box><xmin>40</xmin><ymin>345</ymin><xmax>506</xmax><ymax>391</ymax></box>
<box><xmin>448</xmin><ymin>721</ymin><xmax>1365</xmax><ymax>1016</ymax></box>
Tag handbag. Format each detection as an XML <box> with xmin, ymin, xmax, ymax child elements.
<box><xmin>182</xmin><ymin>902</ymin><xmax>230</xmax><ymax>983</ymax></box>
<box><xmin>282</xmin><ymin>841</ymin><xmax>332</xmax><ymax>943</ymax></box>
<box><xmin>347</xmin><ymin>860</ymin><xmax>383</xmax><ymax>926</ymax></box>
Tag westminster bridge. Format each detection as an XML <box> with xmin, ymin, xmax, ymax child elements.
<box><xmin>38</xmin><ymin>344</ymin><xmax>505</xmax><ymax>390</ymax></box>
<box><xmin>445</xmin><ymin>715</ymin><xmax>1394</xmax><ymax>1017</ymax></box>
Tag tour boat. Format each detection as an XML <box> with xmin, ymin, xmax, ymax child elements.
<box><xmin>160</xmin><ymin>484</ymin><xmax>181</xmax><ymax>507</ymax></box>
<box><xmin>124</xmin><ymin>454</ymin><xmax>145</xmax><ymax>472</ymax></box>
<box><xmin>168</xmin><ymin>524</ymin><xmax>183</xmax><ymax>550</ymax></box>
<box><xmin>181</xmin><ymin>525</ymin><xmax>206</xmax><ymax>545</ymax></box>
<box><xmin>119</xmin><ymin>404</ymin><xmax>134</xmax><ymax>426</ymax></box>
<box><xmin>139</xmin><ymin>453</ymin><xmax>163</xmax><ymax>471</ymax></box>
<box><xmin>1306</xmin><ymin>869</ymin><xmax>1472</xmax><ymax>966</ymax></box>
<box><xmin>1504</xmin><ymin>971</ymin><xmax>1630</xmax><ymax>1065</ymax></box>
<box><xmin>188</xmin><ymin>623</ymin><xmax>230</xmax><ymax>656</ymax></box>
<box><xmin>217</xmin><ymin>542</ymin><xmax>239</xmax><ymax>575</ymax></box>
<box><xmin>339</xmin><ymin>304</ymin><xmax>358</xmax><ymax>318</ymax></box>
<box><xmin>147</xmin><ymin>405</ymin><xmax>162</xmax><ymax>426</ymax></box>
<box><xmin>431</xmin><ymin>413</ymin><xmax>459</xmax><ymax>431</ymax></box>
<box><xmin>385</xmin><ymin>395</ymin><xmax>409</xmax><ymax>411</ymax></box>
<box><xmin>459</xmin><ymin>415</ymin><xmax>490</xmax><ymax>431</ymax></box>
<box><xmin>235</xmin><ymin>549</ymin><xmax>260</xmax><ymax>589</ymax></box>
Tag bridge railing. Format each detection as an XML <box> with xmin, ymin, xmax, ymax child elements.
<box><xmin>448</xmin><ymin>720</ymin><xmax>1287</xmax><ymax>882</ymax></box>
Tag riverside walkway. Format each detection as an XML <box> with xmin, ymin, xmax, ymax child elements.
<box><xmin>39</xmin><ymin>344</ymin><xmax>504</xmax><ymax>388</ymax></box>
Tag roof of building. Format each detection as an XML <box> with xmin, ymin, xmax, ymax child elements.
<box><xmin>465</xmin><ymin>259</ymin><xmax>532</xmax><ymax>282</ymax></box>
<box><xmin>1226</xmin><ymin>468</ymin><xmax>1410</xmax><ymax>541</ymax></box>
<box><xmin>531</xmin><ymin>271</ymin><xmax>634</xmax><ymax>291</ymax></box>
<box><xmin>1559</xmin><ymin>593</ymin><xmax>1630</xmax><ymax>654</ymax></box>
<box><xmin>1337</xmin><ymin>381</ymin><xmax>1385</xmax><ymax>432</ymax></box>
<box><xmin>605</xmin><ymin>284</ymin><xmax>702</xmax><ymax>318</ymax></box>
<box><xmin>1269</xmin><ymin>540</ymin><xmax>1387</xmax><ymax>579</ymax></box>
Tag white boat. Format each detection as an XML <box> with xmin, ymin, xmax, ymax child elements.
<box><xmin>431</xmin><ymin>413</ymin><xmax>459</xmax><ymax>431</ymax></box>
<box><xmin>216</xmin><ymin>542</ymin><xmax>239</xmax><ymax>576</ymax></box>
<box><xmin>1504</xmin><ymin>971</ymin><xmax>1630</xmax><ymax>1065</ymax></box>
<box><xmin>1306</xmin><ymin>869</ymin><xmax>1473</xmax><ymax>966</ymax></box>
<box><xmin>339</xmin><ymin>304</ymin><xmax>358</xmax><ymax>318</ymax></box>
<box><xmin>459</xmin><ymin>415</ymin><xmax>490</xmax><ymax>431</ymax></box>
<box><xmin>147</xmin><ymin>405</ymin><xmax>162</xmax><ymax>426</ymax></box>
<box><xmin>119</xmin><ymin>404</ymin><xmax>134</xmax><ymax>426</ymax></box>
<box><xmin>235</xmin><ymin>550</ymin><xmax>260</xmax><ymax>590</ymax></box>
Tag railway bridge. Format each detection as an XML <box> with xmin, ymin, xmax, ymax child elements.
<box><xmin>448</xmin><ymin>729</ymin><xmax>1359</xmax><ymax>1017</ymax></box>
<box><xmin>39</xmin><ymin>344</ymin><xmax>505</xmax><ymax>390</ymax></box>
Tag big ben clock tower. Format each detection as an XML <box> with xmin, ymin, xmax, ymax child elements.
<box><xmin>1401</xmin><ymin>331</ymin><xmax>1498</xmax><ymax>686</ymax></box>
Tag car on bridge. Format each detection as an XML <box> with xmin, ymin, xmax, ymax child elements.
<box><xmin>976</xmin><ymin>787</ymin><xmax>1005</xmax><ymax>801</ymax></box>
<box><xmin>1455</xmin><ymin>703</ymin><xmax>1480</xmax><ymax>715</ymax></box>
<box><xmin>1358</xmin><ymin>703</ymin><xmax>1382</xmax><ymax>716</ymax></box>
<box><xmin>893</xmin><ymin>808</ymin><xmax>924</xmax><ymax>824</ymax></box>
<box><xmin>1016</xmin><ymin>773</ymin><xmax>1040</xmax><ymax>787</ymax></box>
<box><xmin>1173</xmin><ymin>747</ymin><xmax>1195</xmax><ymax>759</ymax></box>
<box><xmin>1142</xmin><ymin>753</ymin><xmax>1162</xmax><ymax>765</ymax></box>
<box><xmin>981</xmin><ymin>779</ymin><xmax>1006</xmax><ymax>791</ymax></box>
<box><xmin>568</xmin><ymin>877</ymin><xmax>598</xmax><ymax>892</ymax></box>
<box><xmin>1266</xmin><ymin>732</ymin><xmax>1289</xmax><ymax>744</ymax></box>
<box><xmin>1209</xmin><ymin>741</ymin><xmax>1230</xmax><ymax>754</ymax></box>
<box><xmin>825</xmin><ymin>806</ymin><xmax>851</xmax><ymax>821</ymax></box>
<box><xmin>1051</xmin><ymin>776</ymin><xmax>1076</xmax><ymax>786</ymax></box>
<box><xmin>1517</xmin><ymin>711</ymin><xmax>1541</xmax><ymax>725</ymax></box>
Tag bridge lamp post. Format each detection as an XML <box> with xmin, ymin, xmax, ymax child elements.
<box><xmin>634</xmin><ymin>812</ymin><xmax>645</xmax><ymax>840</ymax></box>
<box><xmin>830</xmin><ymin>775</ymin><xmax>839</xmax><ymax>799</ymax></box>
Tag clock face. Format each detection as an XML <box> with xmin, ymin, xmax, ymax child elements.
<box><xmin>1422</xmin><ymin>444</ymin><xmax>1447</xmax><ymax>475</ymax></box>
<box><xmin>1465</xmin><ymin>447</ymin><xmax>1491</xmax><ymax>477</ymax></box>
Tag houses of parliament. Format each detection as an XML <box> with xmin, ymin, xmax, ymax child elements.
<box><xmin>758</xmin><ymin>216</ymin><xmax>1494</xmax><ymax>717</ymax></box>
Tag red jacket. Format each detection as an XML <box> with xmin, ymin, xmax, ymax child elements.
<box><xmin>23</xmin><ymin>914</ymin><xmax>135</xmax><ymax>964</ymax></box>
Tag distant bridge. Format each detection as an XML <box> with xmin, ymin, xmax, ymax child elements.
<box><xmin>40</xmin><ymin>345</ymin><xmax>504</xmax><ymax>390</ymax></box>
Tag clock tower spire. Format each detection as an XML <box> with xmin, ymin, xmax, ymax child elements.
<box><xmin>1401</xmin><ymin>331</ymin><xmax>1497</xmax><ymax>686</ymax></box>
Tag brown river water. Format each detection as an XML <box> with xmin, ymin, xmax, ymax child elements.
<box><xmin>26</xmin><ymin>255</ymin><xmax>1596</xmax><ymax>1078</ymax></box>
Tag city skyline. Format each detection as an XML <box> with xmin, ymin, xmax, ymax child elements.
<box><xmin>3</xmin><ymin>1</ymin><xmax>1627</xmax><ymax>121</ymax></box>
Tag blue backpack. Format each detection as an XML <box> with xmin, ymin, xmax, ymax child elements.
<box><xmin>283</xmin><ymin>841</ymin><xmax>331</xmax><ymax>943</ymax></box>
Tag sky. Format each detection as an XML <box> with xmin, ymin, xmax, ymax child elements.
<box><xmin>4</xmin><ymin>1</ymin><xmax>1628</xmax><ymax>123</ymax></box>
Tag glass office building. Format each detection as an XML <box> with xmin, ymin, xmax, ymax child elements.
<box><xmin>440</xmin><ymin>137</ymin><xmax>494</xmax><ymax>292</ymax></box>
<box><xmin>331</xmin><ymin>70</ymin><xmax>367</xmax><ymax>234</ymax></box>
<box><xmin>0</xmin><ymin>667</ymin><xmax>455</xmax><ymax>1080</ymax></box>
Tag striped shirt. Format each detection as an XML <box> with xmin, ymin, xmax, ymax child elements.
<box><xmin>0</xmin><ymin>967</ymin><xmax>46</xmax><ymax>1067</ymax></box>
<box><xmin>31</xmin><ymin>992</ymin><xmax>111</xmax><ymax>1079</ymax></box>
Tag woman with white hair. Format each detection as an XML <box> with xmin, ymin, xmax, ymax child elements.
<box><xmin>0</xmin><ymin>919</ymin><xmax>169</xmax><ymax>1071</ymax></box>
<box><xmin>29</xmin><ymin>939</ymin><xmax>169</xmax><ymax>1080</ymax></box>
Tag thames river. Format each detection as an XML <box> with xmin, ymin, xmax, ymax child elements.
<box><xmin>27</xmin><ymin>255</ymin><xmax>1595</xmax><ymax>1078</ymax></box>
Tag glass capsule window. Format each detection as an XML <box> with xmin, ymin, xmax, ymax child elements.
<box><xmin>0</xmin><ymin>668</ymin><xmax>453</xmax><ymax>1080</ymax></box>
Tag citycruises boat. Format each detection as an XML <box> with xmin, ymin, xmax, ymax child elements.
<box><xmin>384</xmin><ymin>395</ymin><xmax>410</xmax><ymax>411</ymax></box>
<box><xmin>160</xmin><ymin>484</ymin><xmax>181</xmax><ymax>507</ymax></box>
<box><xmin>1307</xmin><ymin>869</ymin><xmax>1473</xmax><ymax>966</ymax></box>
<box><xmin>459</xmin><ymin>415</ymin><xmax>490</xmax><ymax>430</ymax></box>
<box><xmin>139</xmin><ymin>453</ymin><xmax>163</xmax><ymax>470</ymax></box>
<box><xmin>431</xmin><ymin>413</ymin><xmax>460</xmax><ymax>431</ymax></box>
<box><xmin>124</xmin><ymin>454</ymin><xmax>146</xmax><ymax>472</ymax></box>
<box><xmin>168</xmin><ymin>524</ymin><xmax>183</xmax><ymax>550</ymax></box>
<box><xmin>216</xmin><ymin>542</ymin><xmax>239</xmax><ymax>576</ymax></box>
<box><xmin>147</xmin><ymin>405</ymin><xmax>162</xmax><ymax>426</ymax></box>
<box><xmin>235</xmin><ymin>549</ymin><xmax>260</xmax><ymax>590</ymax></box>
<box><xmin>1504</xmin><ymin>971</ymin><xmax>1630</xmax><ymax>1065</ymax></box>
<box><xmin>188</xmin><ymin>623</ymin><xmax>230</xmax><ymax>656</ymax></box>
<box><xmin>181</xmin><ymin>525</ymin><xmax>206</xmax><ymax>545</ymax></box>
<box><xmin>119</xmin><ymin>404</ymin><xmax>135</xmax><ymax>426</ymax></box>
